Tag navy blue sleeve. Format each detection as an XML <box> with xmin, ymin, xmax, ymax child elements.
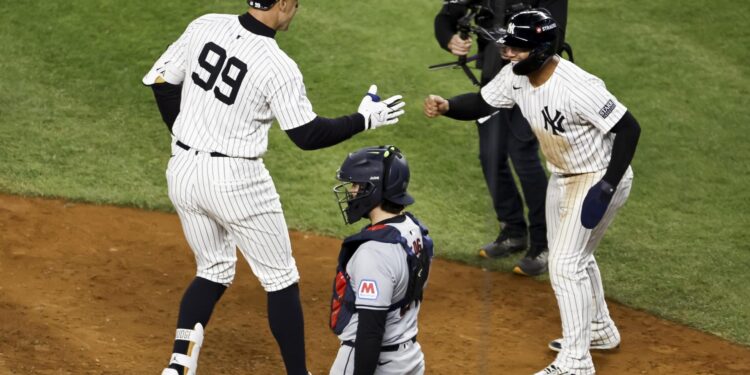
<box><xmin>445</xmin><ymin>92</ymin><xmax>496</xmax><ymax>120</ymax></box>
<box><xmin>285</xmin><ymin>114</ymin><xmax>365</xmax><ymax>150</ymax></box>
<box><xmin>353</xmin><ymin>309</ymin><xmax>388</xmax><ymax>375</ymax></box>
<box><xmin>150</xmin><ymin>82</ymin><xmax>182</xmax><ymax>134</ymax></box>
<box><xmin>603</xmin><ymin>110</ymin><xmax>641</xmax><ymax>186</ymax></box>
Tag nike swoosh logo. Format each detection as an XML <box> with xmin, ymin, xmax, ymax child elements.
<box><xmin>378</xmin><ymin>360</ymin><xmax>392</xmax><ymax>366</ymax></box>
<box><xmin>512</xmin><ymin>86</ymin><xmax>522</xmax><ymax>90</ymax></box>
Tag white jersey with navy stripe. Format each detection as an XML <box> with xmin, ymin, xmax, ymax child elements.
<box><xmin>143</xmin><ymin>13</ymin><xmax>316</xmax><ymax>158</ymax></box>
<box><xmin>481</xmin><ymin>58</ymin><xmax>628</xmax><ymax>175</ymax></box>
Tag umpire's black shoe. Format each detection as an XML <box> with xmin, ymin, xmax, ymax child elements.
<box><xmin>513</xmin><ymin>245</ymin><xmax>548</xmax><ymax>277</ymax></box>
<box><xmin>478</xmin><ymin>232</ymin><xmax>527</xmax><ymax>259</ymax></box>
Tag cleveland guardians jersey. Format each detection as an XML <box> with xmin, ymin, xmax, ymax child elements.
<box><xmin>480</xmin><ymin>58</ymin><xmax>628</xmax><ymax>175</ymax></box>
<box><xmin>142</xmin><ymin>14</ymin><xmax>317</xmax><ymax>158</ymax></box>
<box><xmin>337</xmin><ymin>215</ymin><xmax>424</xmax><ymax>346</ymax></box>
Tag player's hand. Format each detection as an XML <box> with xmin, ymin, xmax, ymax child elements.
<box><xmin>357</xmin><ymin>85</ymin><xmax>405</xmax><ymax>130</ymax></box>
<box><xmin>423</xmin><ymin>95</ymin><xmax>449</xmax><ymax>118</ymax></box>
<box><xmin>447</xmin><ymin>34</ymin><xmax>472</xmax><ymax>56</ymax></box>
<box><xmin>581</xmin><ymin>180</ymin><xmax>616</xmax><ymax>229</ymax></box>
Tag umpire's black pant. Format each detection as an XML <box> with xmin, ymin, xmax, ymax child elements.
<box><xmin>476</xmin><ymin>105</ymin><xmax>548</xmax><ymax>247</ymax></box>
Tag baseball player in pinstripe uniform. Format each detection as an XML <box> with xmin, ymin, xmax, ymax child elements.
<box><xmin>142</xmin><ymin>1</ymin><xmax>405</xmax><ymax>374</ymax></box>
<box><xmin>424</xmin><ymin>9</ymin><xmax>641</xmax><ymax>375</ymax></box>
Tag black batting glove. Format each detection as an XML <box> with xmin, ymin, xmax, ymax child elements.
<box><xmin>581</xmin><ymin>180</ymin><xmax>616</xmax><ymax>229</ymax></box>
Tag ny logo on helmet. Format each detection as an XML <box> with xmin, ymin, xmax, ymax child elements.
<box><xmin>507</xmin><ymin>23</ymin><xmax>516</xmax><ymax>35</ymax></box>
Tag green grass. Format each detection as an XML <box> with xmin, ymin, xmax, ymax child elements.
<box><xmin>1</xmin><ymin>0</ymin><xmax>749</xmax><ymax>345</ymax></box>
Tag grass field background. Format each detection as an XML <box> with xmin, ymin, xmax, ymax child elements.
<box><xmin>1</xmin><ymin>1</ymin><xmax>748</xmax><ymax>344</ymax></box>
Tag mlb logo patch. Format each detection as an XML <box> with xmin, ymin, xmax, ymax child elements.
<box><xmin>357</xmin><ymin>279</ymin><xmax>379</xmax><ymax>300</ymax></box>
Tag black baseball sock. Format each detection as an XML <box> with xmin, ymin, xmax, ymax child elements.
<box><xmin>267</xmin><ymin>283</ymin><xmax>308</xmax><ymax>375</ymax></box>
<box><xmin>168</xmin><ymin>277</ymin><xmax>227</xmax><ymax>373</ymax></box>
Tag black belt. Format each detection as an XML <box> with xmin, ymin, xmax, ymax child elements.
<box><xmin>342</xmin><ymin>336</ymin><xmax>416</xmax><ymax>352</ymax></box>
<box><xmin>176</xmin><ymin>141</ymin><xmax>258</xmax><ymax>160</ymax></box>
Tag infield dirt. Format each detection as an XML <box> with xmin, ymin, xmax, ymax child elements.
<box><xmin>1</xmin><ymin>194</ymin><xmax>748</xmax><ymax>374</ymax></box>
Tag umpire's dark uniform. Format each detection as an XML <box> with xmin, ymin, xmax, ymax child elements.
<box><xmin>434</xmin><ymin>0</ymin><xmax>568</xmax><ymax>256</ymax></box>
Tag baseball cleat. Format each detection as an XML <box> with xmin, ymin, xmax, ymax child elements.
<box><xmin>533</xmin><ymin>364</ymin><xmax>576</xmax><ymax>375</ymax></box>
<box><xmin>478</xmin><ymin>232</ymin><xmax>527</xmax><ymax>259</ymax></box>
<box><xmin>513</xmin><ymin>246</ymin><xmax>548</xmax><ymax>276</ymax></box>
<box><xmin>161</xmin><ymin>369</ymin><xmax>179</xmax><ymax>375</ymax></box>
<box><xmin>548</xmin><ymin>337</ymin><xmax>620</xmax><ymax>353</ymax></box>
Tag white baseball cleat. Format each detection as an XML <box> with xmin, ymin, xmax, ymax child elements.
<box><xmin>161</xmin><ymin>369</ymin><xmax>179</xmax><ymax>375</ymax></box>
<box><xmin>533</xmin><ymin>364</ymin><xmax>576</xmax><ymax>375</ymax></box>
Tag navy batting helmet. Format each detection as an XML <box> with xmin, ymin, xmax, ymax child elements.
<box><xmin>498</xmin><ymin>9</ymin><xmax>560</xmax><ymax>75</ymax></box>
<box><xmin>334</xmin><ymin>145</ymin><xmax>414</xmax><ymax>224</ymax></box>
<box><xmin>247</xmin><ymin>0</ymin><xmax>277</xmax><ymax>10</ymax></box>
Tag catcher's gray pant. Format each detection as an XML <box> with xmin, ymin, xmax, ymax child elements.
<box><xmin>329</xmin><ymin>340</ymin><xmax>424</xmax><ymax>375</ymax></box>
<box><xmin>547</xmin><ymin>168</ymin><xmax>633</xmax><ymax>375</ymax></box>
<box><xmin>167</xmin><ymin>142</ymin><xmax>300</xmax><ymax>292</ymax></box>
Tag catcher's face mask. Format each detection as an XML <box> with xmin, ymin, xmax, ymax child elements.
<box><xmin>333</xmin><ymin>181</ymin><xmax>377</xmax><ymax>225</ymax></box>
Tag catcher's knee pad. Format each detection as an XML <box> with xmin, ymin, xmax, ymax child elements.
<box><xmin>167</xmin><ymin>323</ymin><xmax>205</xmax><ymax>375</ymax></box>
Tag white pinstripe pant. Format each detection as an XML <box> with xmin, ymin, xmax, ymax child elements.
<box><xmin>166</xmin><ymin>142</ymin><xmax>300</xmax><ymax>292</ymax></box>
<box><xmin>547</xmin><ymin>167</ymin><xmax>633</xmax><ymax>374</ymax></box>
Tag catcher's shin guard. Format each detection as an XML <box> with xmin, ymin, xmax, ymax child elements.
<box><xmin>164</xmin><ymin>323</ymin><xmax>205</xmax><ymax>375</ymax></box>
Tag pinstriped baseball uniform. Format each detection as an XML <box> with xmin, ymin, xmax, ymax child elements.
<box><xmin>143</xmin><ymin>13</ymin><xmax>316</xmax><ymax>291</ymax></box>
<box><xmin>482</xmin><ymin>58</ymin><xmax>631</xmax><ymax>374</ymax></box>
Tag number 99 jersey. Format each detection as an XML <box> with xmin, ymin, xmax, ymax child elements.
<box><xmin>142</xmin><ymin>13</ymin><xmax>317</xmax><ymax>158</ymax></box>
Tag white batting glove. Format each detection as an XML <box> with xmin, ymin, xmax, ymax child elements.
<box><xmin>357</xmin><ymin>85</ymin><xmax>405</xmax><ymax>130</ymax></box>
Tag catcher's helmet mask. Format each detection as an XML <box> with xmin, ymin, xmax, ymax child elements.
<box><xmin>334</xmin><ymin>145</ymin><xmax>414</xmax><ymax>225</ymax></box>
<box><xmin>497</xmin><ymin>9</ymin><xmax>560</xmax><ymax>76</ymax></box>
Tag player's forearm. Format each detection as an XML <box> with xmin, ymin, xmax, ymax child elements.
<box><xmin>445</xmin><ymin>92</ymin><xmax>496</xmax><ymax>121</ymax></box>
<box><xmin>284</xmin><ymin>114</ymin><xmax>365</xmax><ymax>151</ymax></box>
<box><xmin>151</xmin><ymin>82</ymin><xmax>182</xmax><ymax>134</ymax></box>
<box><xmin>603</xmin><ymin>111</ymin><xmax>641</xmax><ymax>186</ymax></box>
<box><xmin>353</xmin><ymin>309</ymin><xmax>387</xmax><ymax>375</ymax></box>
<box><xmin>434</xmin><ymin>6</ymin><xmax>463</xmax><ymax>50</ymax></box>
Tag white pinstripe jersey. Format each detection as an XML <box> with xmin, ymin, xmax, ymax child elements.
<box><xmin>480</xmin><ymin>58</ymin><xmax>628</xmax><ymax>175</ymax></box>
<box><xmin>143</xmin><ymin>13</ymin><xmax>317</xmax><ymax>158</ymax></box>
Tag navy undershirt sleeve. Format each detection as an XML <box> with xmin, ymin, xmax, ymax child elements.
<box><xmin>603</xmin><ymin>110</ymin><xmax>641</xmax><ymax>186</ymax></box>
<box><xmin>445</xmin><ymin>92</ymin><xmax>496</xmax><ymax>121</ymax></box>
<box><xmin>285</xmin><ymin>114</ymin><xmax>365</xmax><ymax>150</ymax></box>
<box><xmin>151</xmin><ymin>82</ymin><xmax>182</xmax><ymax>134</ymax></box>
<box><xmin>353</xmin><ymin>309</ymin><xmax>388</xmax><ymax>375</ymax></box>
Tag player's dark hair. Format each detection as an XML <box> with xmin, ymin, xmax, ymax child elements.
<box><xmin>381</xmin><ymin>200</ymin><xmax>405</xmax><ymax>215</ymax></box>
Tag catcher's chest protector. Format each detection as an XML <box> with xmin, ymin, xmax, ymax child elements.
<box><xmin>329</xmin><ymin>213</ymin><xmax>434</xmax><ymax>335</ymax></box>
